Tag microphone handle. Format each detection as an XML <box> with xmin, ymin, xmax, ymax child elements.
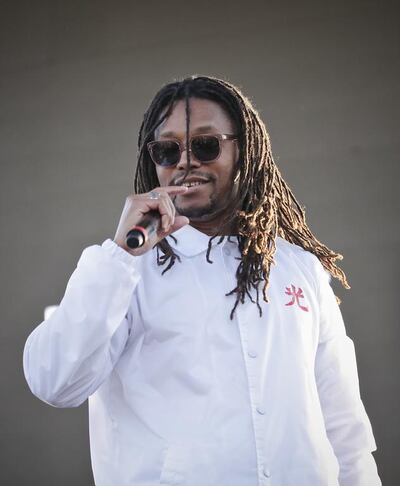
<box><xmin>126</xmin><ymin>210</ymin><xmax>161</xmax><ymax>249</ymax></box>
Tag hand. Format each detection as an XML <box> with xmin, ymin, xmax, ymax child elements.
<box><xmin>113</xmin><ymin>186</ymin><xmax>189</xmax><ymax>256</ymax></box>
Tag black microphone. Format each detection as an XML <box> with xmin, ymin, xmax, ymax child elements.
<box><xmin>125</xmin><ymin>210</ymin><xmax>161</xmax><ymax>249</ymax></box>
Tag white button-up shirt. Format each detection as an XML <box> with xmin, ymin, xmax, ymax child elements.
<box><xmin>23</xmin><ymin>225</ymin><xmax>381</xmax><ymax>486</ymax></box>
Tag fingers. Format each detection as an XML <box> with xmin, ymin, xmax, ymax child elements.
<box><xmin>135</xmin><ymin>186</ymin><xmax>187</xmax><ymax>207</ymax></box>
<box><xmin>161</xmin><ymin>186</ymin><xmax>189</xmax><ymax>196</ymax></box>
<box><xmin>113</xmin><ymin>186</ymin><xmax>189</xmax><ymax>256</ymax></box>
<box><xmin>158</xmin><ymin>197</ymin><xmax>174</xmax><ymax>233</ymax></box>
<box><xmin>135</xmin><ymin>187</ymin><xmax>185</xmax><ymax>232</ymax></box>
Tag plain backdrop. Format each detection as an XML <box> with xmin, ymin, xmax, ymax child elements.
<box><xmin>1</xmin><ymin>1</ymin><xmax>399</xmax><ymax>485</ymax></box>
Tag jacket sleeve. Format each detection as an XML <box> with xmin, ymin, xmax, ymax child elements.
<box><xmin>312</xmin><ymin>259</ymin><xmax>382</xmax><ymax>486</ymax></box>
<box><xmin>23</xmin><ymin>239</ymin><xmax>141</xmax><ymax>408</ymax></box>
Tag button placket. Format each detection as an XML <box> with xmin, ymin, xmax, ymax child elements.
<box><xmin>234</xmin><ymin>305</ymin><xmax>267</xmax><ymax>485</ymax></box>
<box><xmin>220</xmin><ymin>242</ymin><xmax>267</xmax><ymax>484</ymax></box>
<box><xmin>263</xmin><ymin>465</ymin><xmax>271</xmax><ymax>478</ymax></box>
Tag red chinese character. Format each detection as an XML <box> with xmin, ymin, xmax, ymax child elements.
<box><xmin>284</xmin><ymin>284</ymin><xmax>309</xmax><ymax>312</ymax></box>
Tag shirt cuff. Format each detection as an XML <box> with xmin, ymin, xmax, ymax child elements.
<box><xmin>101</xmin><ymin>238</ymin><xmax>138</xmax><ymax>267</ymax></box>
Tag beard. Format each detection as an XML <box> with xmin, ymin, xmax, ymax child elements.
<box><xmin>171</xmin><ymin>171</ymin><xmax>239</xmax><ymax>221</ymax></box>
<box><xmin>174</xmin><ymin>192</ymin><xmax>219</xmax><ymax>220</ymax></box>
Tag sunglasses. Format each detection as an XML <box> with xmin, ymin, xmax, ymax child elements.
<box><xmin>147</xmin><ymin>133</ymin><xmax>237</xmax><ymax>167</ymax></box>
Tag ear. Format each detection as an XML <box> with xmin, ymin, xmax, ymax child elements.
<box><xmin>231</xmin><ymin>141</ymin><xmax>241</xmax><ymax>186</ymax></box>
<box><xmin>233</xmin><ymin>140</ymin><xmax>240</xmax><ymax>164</ymax></box>
<box><xmin>233</xmin><ymin>158</ymin><xmax>241</xmax><ymax>184</ymax></box>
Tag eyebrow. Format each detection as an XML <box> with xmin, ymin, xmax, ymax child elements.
<box><xmin>158</xmin><ymin>125</ymin><xmax>220</xmax><ymax>138</ymax></box>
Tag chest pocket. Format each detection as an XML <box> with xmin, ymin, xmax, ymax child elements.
<box><xmin>136</xmin><ymin>260</ymin><xmax>208</xmax><ymax>345</ymax></box>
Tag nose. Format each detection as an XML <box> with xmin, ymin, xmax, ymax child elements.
<box><xmin>175</xmin><ymin>147</ymin><xmax>201</xmax><ymax>170</ymax></box>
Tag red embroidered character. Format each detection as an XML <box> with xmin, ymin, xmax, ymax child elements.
<box><xmin>284</xmin><ymin>284</ymin><xmax>309</xmax><ymax>312</ymax></box>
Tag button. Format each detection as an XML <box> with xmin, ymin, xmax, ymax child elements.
<box><xmin>263</xmin><ymin>465</ymin><xmax>271</xmax><ymax>477</ymax></box>
<box><xmin>223</xmin><ymin>247</ymin><xmax>231</xmax><ymax>256</ymax></box>
<box><xmin>248</xmin><ymin>350</ymin><xmax>258</xmax><ymax>358</ymax></box>
<box><xmin>256</xmin><ymin>406</ymin><xmax>266</xmax><ymax>415</ymax></box>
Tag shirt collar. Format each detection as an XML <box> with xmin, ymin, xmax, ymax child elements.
<box><xmin>166</xmin><ymin>224</ymin><xmax>238</xmax><ymax>257</ymax></box>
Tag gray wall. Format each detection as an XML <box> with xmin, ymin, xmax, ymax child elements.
<box><xmin>1</xmin><ymin>1</ymin><xmax>398</xmax><ymax>484</ymax></box>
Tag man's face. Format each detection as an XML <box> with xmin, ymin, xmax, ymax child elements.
<box><xmin>154</xmin><ymin>97</ymin><xmax>239</xmax><ymax>222</ymax></box>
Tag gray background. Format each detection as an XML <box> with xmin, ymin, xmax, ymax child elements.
<box><xmin>1</xmin><ymin>0</ymin><xmax>398</xmax><ymax>485</ymax></box>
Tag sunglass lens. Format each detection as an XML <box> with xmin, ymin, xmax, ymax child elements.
<box><xmin>191</xmin><ymin>136</ymin><xmax>220</xmax><ymax>162</ymax></box>
<box><xmin>151</xmin><ymin>141</ymin><xmax>180</xmax><ymax>166</ymax></box>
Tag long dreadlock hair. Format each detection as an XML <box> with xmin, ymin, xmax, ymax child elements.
<box><xmin>134</xmin><ymin>75</ymin><xmax>350</xmax><ymax>319</ymax></box>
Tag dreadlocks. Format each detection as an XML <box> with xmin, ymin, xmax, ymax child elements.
<box><xmin>134</xmin><ymin>75</ymin><xmax>350</xmax><ymax>319</ymax></box>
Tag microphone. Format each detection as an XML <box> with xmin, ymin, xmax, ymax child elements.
<box><xmin>125</xmin><ymin>210</ymin><xmax>161</xmax><ymax>249</ymax></box>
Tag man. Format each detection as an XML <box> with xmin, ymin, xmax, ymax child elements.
<box><xmin>23</xmin><ymin>75</ymin><xmax>381</xmax><ymax>486</ymax></box>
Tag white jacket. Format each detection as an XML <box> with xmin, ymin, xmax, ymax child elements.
<box><xmin>23</xmin><ymin>225</ymin><xmax>381</xmax><ymax>486</ymax></box>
